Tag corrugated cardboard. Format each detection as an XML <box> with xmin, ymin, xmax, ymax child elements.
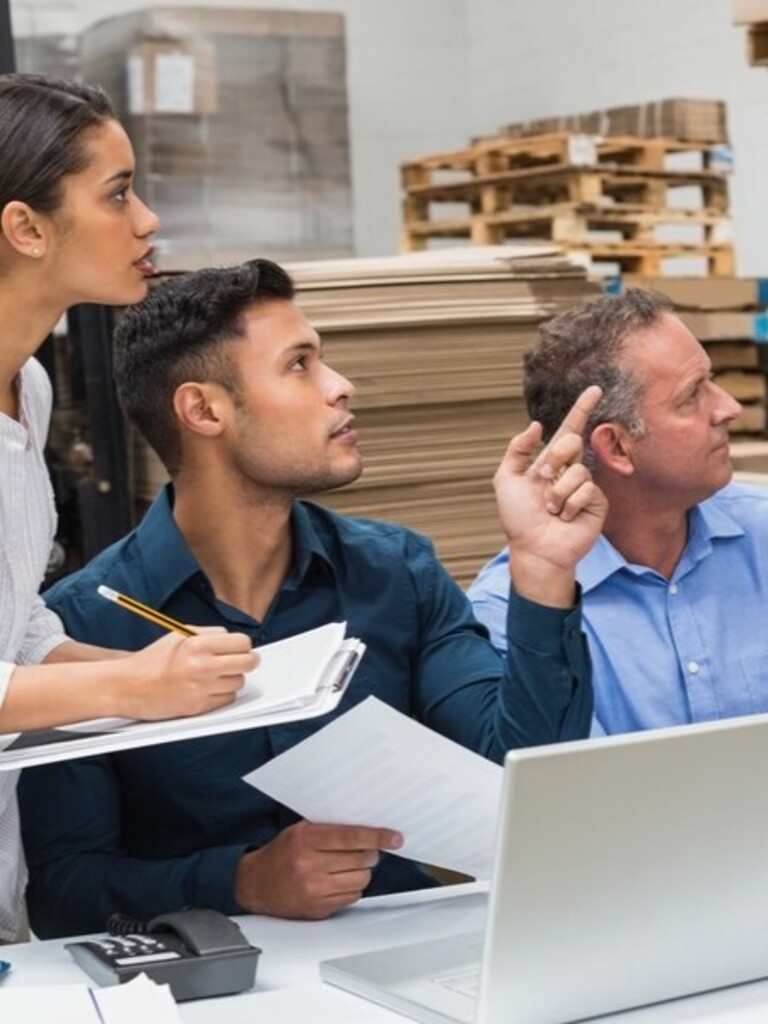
<box><xmin>732</xmin><ymin>0</ymin><xmax>768</xmax><ymax>24</ymax></box>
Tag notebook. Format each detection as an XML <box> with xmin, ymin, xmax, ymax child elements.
<box><xmin>321</xmin><ymin>712</ymin><xmax>768</xmax><ymax>1023</ymax></box>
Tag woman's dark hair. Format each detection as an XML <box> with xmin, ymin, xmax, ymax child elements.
<box><xmin>0</xmin><ymin>73</ymin><xmax>115</xmax><ymax>218</ymax></box>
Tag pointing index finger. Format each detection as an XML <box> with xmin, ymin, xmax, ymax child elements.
<box><xmin>531</xmin><ymin>385</ymin><xmax>603</xmax><ymax>475</ymax></box>
<box><xmin>549</xmin><ymin>385</ymin><xmax>603</xmax><ymax>444</ymax></box>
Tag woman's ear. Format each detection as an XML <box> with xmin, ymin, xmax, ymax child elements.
<box><xmin>590</xmin><ymin>422</ymin><xmax>636</xmax><ymax>477</ymax></box>
<box><xmin>173</xmin><ymin>382</ymin><xmax>228</xmax><ymax>439</ymax></box>
<box><xmin>0</xmin><ymin>201</ymin><xmax>47</xmax><ymax>259</ymax></box>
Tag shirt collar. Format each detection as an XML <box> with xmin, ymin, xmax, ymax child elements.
<box><xmin>133</xmin><ymin>486</ymin><xmax>203</xmax><ymax>606</ymax></box>
<box><xmin>578</xmin><ymin>490</ymin><xmax>746</xmax><ymax>593</ymax></box>
<box><xmin>288</xmin><ymin>500</ymin><xmax>338</xmax><ymax>586</ymax></box>
<box><xmin>133</xmin><ymin>487</ymin><xmax>337</xmax><ymax>606</ymax></box>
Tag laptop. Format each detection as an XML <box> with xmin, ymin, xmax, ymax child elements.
<box><xmin>321</xmin><ymin>712</ymin><xmax>768</xmax><ymax>1023</ymax></box>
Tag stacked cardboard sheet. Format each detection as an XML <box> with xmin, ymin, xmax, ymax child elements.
<box><xmin>501</xmin><ymin>99</ymin><xmax>728</xmax><ymax>145</ymax></box>
<box><xmin>132</xmin><ymin>246</ymin><xmax>599</xmax><ymax>586</ymax></box>
<box><xmin>732</xmin><ymin>1</ymin><xmax>768</xmax><ymax>65</ymax></box>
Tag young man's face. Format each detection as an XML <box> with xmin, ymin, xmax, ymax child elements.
<box><xmin>621</xmin><ymin>313</ymin><xmax>742</xmax><ymax>508</ymax></box>
<box><xmin>220</xmin><ymin>298</ymin><xmax>362</xmax><ymax>495</ymax></box>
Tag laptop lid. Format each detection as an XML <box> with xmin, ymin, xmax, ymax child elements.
<box><xmin>322</xmin><ymin>712</ymin><xmax>768</xmax><ymax>1024</ymax></box>
<box><xmin>479</xmin><ymin>711</ymin><xmax>768</xmax><ymax>1022</ymax></box>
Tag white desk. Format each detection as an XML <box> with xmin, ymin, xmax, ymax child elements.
<box><xmin>3</xmin><ymin>882</ymin><xmax>768</xmax><ymax>1022</ymax></box>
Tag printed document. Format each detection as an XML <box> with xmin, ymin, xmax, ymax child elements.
<box><xmin>245</xmin><ymin>696</ymin><xmax>502</xmax><ymax>879</ymax></box>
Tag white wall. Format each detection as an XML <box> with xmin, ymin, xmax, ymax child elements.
<box><xmin>466</xmin><ymin>0</ymin><xmax>768</xmax><ymax>275</ymax></box>
<box><xmin>9</xmin><ymin>0</ymin><xmax>471</xmax><ymax>256</ymax></box>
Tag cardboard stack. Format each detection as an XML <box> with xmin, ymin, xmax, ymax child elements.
<box><xmin>732</xmin><ymin>0</ymin><xmax>768</xmax><ymax>65</ymax></box>
<box><xmin>131</xmin><ymin>246</ymin><xmax>600</xmax><ymax>586</ymax></box>
<box><xmin>501</xmin><ymin>99</ymin><xmax>729</xmax><ymax>145</ymax></box>
<box><xmin>80</xmin><ymin>6</ymin><xmax>354</xmax><ymax>266</ymax></box>
<box><xmin>401</xmin><ymin>99</ymin><xmax>733</xmax><ymax>278</ymax></box>
<box><xmin>623</xmin><ymin>276</ymin><xmax>768</xmax><ymax>443</ymax></box>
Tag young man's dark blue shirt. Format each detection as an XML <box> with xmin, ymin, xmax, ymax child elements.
<box><xmin>20</xmin><ymin>487</ymin><xmax>591</xmax><ymax>938</ymax></box>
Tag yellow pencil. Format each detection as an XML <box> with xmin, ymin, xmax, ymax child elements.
<box><xmin>97</xmin><ymin>585</ymin><xmax>198</xmax><ymax>638</ymax></box>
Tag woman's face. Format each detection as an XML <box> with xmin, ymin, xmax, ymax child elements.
<box><xmin>44</xmin><ymin>118</ymin><xmax>160</xmax><ymax>307</ymax></box>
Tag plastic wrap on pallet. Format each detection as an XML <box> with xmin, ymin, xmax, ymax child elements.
<box><xmin>80</xmin><ymin>7</ymin><xmax>354</xmax><ymax>267</ymax></box>
<box><xmin>15</xmin><ymin>33</ymin><xmax>81</xmax><ymax>78</ymax></box>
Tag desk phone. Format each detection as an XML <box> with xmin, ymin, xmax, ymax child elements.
<box><xmin>66</xmin><ymin>908</ymin><xmax>260</xmax><ymax>1001</ymax></box>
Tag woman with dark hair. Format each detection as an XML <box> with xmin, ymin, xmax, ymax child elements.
<box><xmin>0</xmin><ymin>74</ymin><xmax>257</xmax><ymax>942</ymax></box>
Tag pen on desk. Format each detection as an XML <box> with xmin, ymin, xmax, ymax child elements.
<box><xmin>97</xmin><ymin>585</ymin><xmax>198</xmax><ymax>638</ymax></box>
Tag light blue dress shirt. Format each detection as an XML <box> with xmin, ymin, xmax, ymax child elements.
<box><xmin>468</xmin><ymin>482</ymin><xmax>768</xmax><ymax>736</ymax></box>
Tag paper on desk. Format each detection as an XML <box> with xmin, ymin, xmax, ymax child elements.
<box><xmin>0</xmin><ymin>973</ymin><xmax>181</xmax><ymax>1022</ymax></box>
<box><xmin>94</xmin><ymin>973</ymin><xmax>181</xmax><ymax>1023</ymax></box>
<box><xmin>244</xmin><ymin>696</ymin><xmax>503</xmax><ymax>879</ymax></box>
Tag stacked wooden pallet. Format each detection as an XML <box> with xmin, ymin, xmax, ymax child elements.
<box><xmin>132</xmin><ymin>246</ymin><xmax>600</xmax><ymax>586</ymax></box>
<box><xmin>401</xmin><ymin>125</ymin><xmax>734</xmax><ymax>277</ymax></box>
<box><xmin>624</xmin><ymin>275</ymin><xmax>768</xmax><ymax>437</ymax></box>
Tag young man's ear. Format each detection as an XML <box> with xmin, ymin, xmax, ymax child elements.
<box><xmin>590</xmin><ymin>422</ymin><xmax>636</xmax><ymax>477</ymax></box>
<box><xmin>173</xmin><ymin>382</ymin><xmax>228</xmax><ymax>439</ymax></box>
<box><xmin>0</xmin><ymin>201</ymin><xmax>48</xmax><ymax>259</ymax></box>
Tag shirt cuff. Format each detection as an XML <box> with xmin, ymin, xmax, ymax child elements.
<box><xmin>505</xmin><ymin>583</ymin><xmax>583</xmax><ymax>656</ymax></box>
<box><xmin>193</xmin><ymin>844</ymin><xmax>252</xmax><ymax>913</ymax></box>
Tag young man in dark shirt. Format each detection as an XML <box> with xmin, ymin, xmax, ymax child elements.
<box><xmin>21</xmin><ymin>258</ymin><xmax>604</xmax><ymax>937</ymax></box>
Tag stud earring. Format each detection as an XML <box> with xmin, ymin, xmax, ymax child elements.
<box><xmin>32</xmin><ymin>248</ymin><xmax>40</xmax><ymax>257</ymax></box>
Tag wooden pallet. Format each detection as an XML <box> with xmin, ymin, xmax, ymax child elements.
<box><xmin>403</xmin><ymin>164</ymin><xmax>728</xmax><ymax>218</ymax></box>
<box><xmin>573</xmin><ymin>243</ymin><xmax>734</xmax><ymax>276</ymax></box>
<box><xmin>401</xmin><ymin>132</ymin><xmax>729</xmax><ymax>189</ymax></box>
<box><xmin>403</xmin><ymin>203</ymin><xmax>731</xmax><ymax>248</ymax></box>
<box><xmin>400</xmin><ymin>217</ymin><xmax>734</xmax><ymax>274</ymax></box>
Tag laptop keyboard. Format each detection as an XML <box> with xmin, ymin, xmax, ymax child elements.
<box><xmin>427</xmin><ymin>962</ymin><xmax>481</xmax><ymax>1000</ymax></box>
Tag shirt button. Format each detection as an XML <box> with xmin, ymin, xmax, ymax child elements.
<box><xmin>669</xmin><ymin>584</ymin><xmax>679</xmax><ymax>595</ymax></box>
<box><xmin>687</xmin><ymin>661</ymin><xmax>700</xmax><ymax>675</ymax></box>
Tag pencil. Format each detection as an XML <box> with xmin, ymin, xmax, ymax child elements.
<box><xmin>97</xmin><ymin>585</ymin><xmax>198</xmax><ymax>638</ymax></box>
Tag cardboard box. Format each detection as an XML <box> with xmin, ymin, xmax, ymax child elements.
<box><xmin>623</xmin><ymin>276</ymin><xmax>768</xmax><ymax>311</ymax></box>
<box><xmin>732</xmin><ymin>0</ymin><xmax>768</xmax><ymax>24</ymax></box>
<box><xmin>747</xmin><ymin>22</ymin><xmax>768</xmax><ymax>64</ymax></box>
<box><xmin>504</xmin><ymin>99</ymin><xmax>729</xmax><ymax>144</ymax></box>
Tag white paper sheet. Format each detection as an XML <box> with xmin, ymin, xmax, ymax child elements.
<box><xmin>0</xmin><ymin>974</ymin><xmax>181</xmax><ymax>1022</ymax></box>
<box><xmin>95</xmin><ymin>973</ymin><xmax>181</xmax><ymax>1022</ymax></box>
<box><xmin>244</xmin><ymin>696</ymin><xmax>502</xmax><ymax>879</ymax></box>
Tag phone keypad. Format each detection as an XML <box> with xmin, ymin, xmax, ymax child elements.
<box><xmin>85</xmin><ymin>935</ymin><xmax>183</xmax><ymax>966</ymax></box>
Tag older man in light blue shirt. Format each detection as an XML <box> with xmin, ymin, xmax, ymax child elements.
<box><xmin>470</xmin><ymin>483</ymin><xmax>768</xmax><ymax>735</ymax></box>
<box><xmin>469</xmin><ymin>287</ymin><xmax>767</xmax><ymax>737</ymax></box>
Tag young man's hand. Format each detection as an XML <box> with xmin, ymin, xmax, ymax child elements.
<box><xmin>234</xmin><ymin>821</ymin><xmax>404</xmax><ymax>919</ymax></box>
